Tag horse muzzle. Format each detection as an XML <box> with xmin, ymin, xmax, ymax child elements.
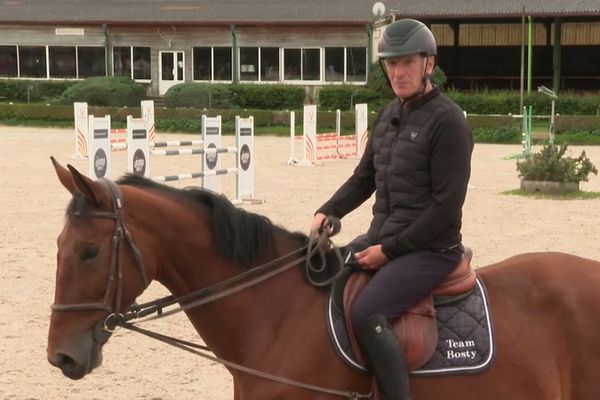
<box><xmin>47</xmin><ymin>327</ymin><xmax>106</xmax><ymax>380</ymax></box>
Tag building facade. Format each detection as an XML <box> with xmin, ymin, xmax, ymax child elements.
<box><xmin>1</xmin><ymin>0</ymin><xmax>599</xmax><ymax>96</ymax></box>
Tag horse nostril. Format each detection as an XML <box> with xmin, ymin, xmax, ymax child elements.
<box><xmin>57</xmin><ymin>353</ymin><xmax>76</xmax><ymax>369</ymax></box>
<box><xmin>49</xmin><ymin>352</ymin><xmax>76</xmax><ymax>370</ymax></box>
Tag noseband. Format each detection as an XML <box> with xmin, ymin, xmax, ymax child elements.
<box><xmin>51</xmin><ymin>178</ymin><xmax>149</xmax><ymax>342</ymax></box>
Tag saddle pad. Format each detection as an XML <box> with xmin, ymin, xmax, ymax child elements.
<box><xmin>325</xmin><ymin>277</ymin><xmax>495</xmax><ymax>376</ymax></box>
<box><xmin>412</xmin><ymin>277</ymin><xmax>494</xmax><ymax>376</ymax></box>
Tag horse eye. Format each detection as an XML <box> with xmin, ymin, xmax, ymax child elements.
<box><xmin>81</xmin><ymin>246</ymin><xmax>99</xmax><ymax>260</ymax></box>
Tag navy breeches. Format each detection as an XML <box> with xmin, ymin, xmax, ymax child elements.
<box><xmin>349</xmin><ymin>234</ymin><xmax>463</xmax><ymax>334</ymax></box>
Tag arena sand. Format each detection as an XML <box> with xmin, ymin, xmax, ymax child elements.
<box><xmin>1</xmin><ymin>125</ymin><xmax>599</xmax><ymax>399</ymax></box>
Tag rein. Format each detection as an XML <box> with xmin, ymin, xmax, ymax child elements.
<box><xmin>52</xmin><ymin>178</ymin><xmax>368</xmax><ymax>399</ymax></box>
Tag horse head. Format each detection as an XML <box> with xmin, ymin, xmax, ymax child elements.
<box><xmin>47</xmin><ymin>157</ymin><xmax>153</xmax><ymax>379</ymax></box>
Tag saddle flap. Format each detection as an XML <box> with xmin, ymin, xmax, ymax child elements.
<box><xmin>342</xmin><ymin>272</ymin><xmax>438</xmax><ymax>371</ymax></box>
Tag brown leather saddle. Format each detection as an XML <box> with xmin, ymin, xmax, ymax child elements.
<box><xmin>343</xmin><ymin>248</ymin><xmax>476</xmax><ymax>371</ymax></box>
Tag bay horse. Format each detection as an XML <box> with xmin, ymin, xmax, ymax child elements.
<box><xmin>48</xmin><ymin>158</ymin><xmax>600</xmax><ymax>399</ymax></box>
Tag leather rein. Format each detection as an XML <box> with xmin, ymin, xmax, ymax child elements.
<box><xmin>50</xmin><ymin>178</ymin><xmax>369</xmax><ymax>400</ymax></box>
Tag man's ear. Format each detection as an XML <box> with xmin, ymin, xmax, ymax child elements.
<box><xmin>427</xmin><ymin>55</ymin><xmax>437</xmax><ymax>76</ymax></box>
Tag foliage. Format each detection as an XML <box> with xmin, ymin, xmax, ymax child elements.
<box><xmin>164</xmin><ymin>83</ymin><xmax>235</xmax><ymax>109</ymax></box>
<box><xmin>446</xmin><ymin>90</ymin><xmax>600</xmax><ymax>116</ymax></box>
<box><xmin>552</xmin><ymin>130</ymin><xmax>600</xmax><ymax>145</ymax></box>
<box><xmin>503</xmin><ymin>188</ymin><xmax>600</xmax><ymax>200</ymax></box>
<box><xmin>0</xmin><ymin>79</ymin><xmax>76</xmax><ymax>102</ymax></box>
<box><xmin>473</xmin><ymin>126</ymin><xmax>521</xmax><ymax>144</ymax></box>
<box><xmin>516</xmin><ymin>144</ymin><xmax>598</xmax><ymax>183</ymax></box>
<box><xmin>318</xmin><ymin>85</ymin><xmax>383</xmax><ymax>111</ymax></box>
<box><xmin>58</xmin><ymin>76</ymin><xmax>146</xmax><ymax>107</ymax></box>
<box><xmin>231</xmin><ymin>84</ymin><xmax>305</xmax><ymax>110</ymax></box>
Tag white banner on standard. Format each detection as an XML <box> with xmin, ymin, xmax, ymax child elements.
<box><xmin>127</xmin><ymin>116</ymin><xmax>150</xmax><ymax>178</ymax></box>
<box><xmin>74</xmin><ymin>102</ymin><xmax>89</xmax><ymax>158</ymax></box>
<box><xmin>141</xmin><ymin>100</ymin><xmax>155</xmax><ymax>142</ymax></box>
<box><xmin>355</xmin><ymin>103</ymin><xmax>368</xmax><ymax>158</ymax></box>
<box><xmin>302</xmin><ymin>105</ymin><xmax>317</xmax><ymax>165</ymax></box>
<box><xmin>202</xmin><ymin>115</ymin><xmax>222</xmax><ymax>192</ymax></box>
<box><xmin>88</xmin><ymin>115</ymin><xmax>111</xmax><ymax>180</ymax></box>
<box><xmin>236</xmin><ymin>116</ymin><xmax>254</xmax><ymax>200</ymax></box>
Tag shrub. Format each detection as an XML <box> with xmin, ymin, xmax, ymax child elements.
<box><xmin>59</xmin><ymin>76</ymin><xmax>146</xmax><ymax>106</ymax></box>
<box><xmin>318</xmin><ymin>85</ymin><xmax>382</xmax><ymax>111</ymax></box>
<box><xmin>164</xmin><ymin>83</ymin><xmax>236</xmax><ymax>109</ymax></box>
<box><xmin>0</xmin><ymin>79</ymin><xmax>76</xmax><ymax>102</ymax></box>
<box><xmin>473</xmin><ymin>126</ymin><xmax>521</xmax><ymax>144</ymax></box>
<box><xmin>516</xmin><ymin>144</ymin><xmax>598</xmax><ymax>182</ymax></box>
<box><xmin>231</xmin><ymin>84</ymin><xmax>304</xmax><ymax>110</ymax></box>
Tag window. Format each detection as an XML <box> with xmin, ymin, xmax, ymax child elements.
<box><xmin>193</xmin><ymin>47</ymin><xmax>211</xmax><ymax>80</ymax></box>
<box><xmin>239</xmin><ymin>47</ymin><xmax>258</xmax><ymax>81</ymax></box>
<box><xmin>284</xmin><ymin>48</ymin><xmax>320</xmax><ymax>81</ymax></box>
<box><xmin>132</xmin><ymin>47</ymin><xmax>151</xmax><ymax>80</ymax></box>
<box><xmin>113</xmin><ymin>46</ymin><xmax>131</xmax><ymax>77</ymax></box>
<box><xmin>0</xmin><ymin>46</ymin><xmax>18</xmax><ymax>77</ymax></box>
<box><xmin>346</xmin><ymin>47</ymin><xmax>367</xmax><ymax>82</ymax></box>
<box><xmin>193</xmin><ymin>46</ymin><xmax>232</xmax><ymax>81</ymax></box>
<box><xmin>214</xmin><ymin>47</ymin><xmax>232</xmax><ymax>81</ymax></box>
<box><xmin>260</xmin><ymin>47</ymin><xmax>279</xmax><ymax>81</ymax></box>
<box><xmin>325</xmin><ymin>47</ymin><xmax>344</xmax><ymax>82</ymax></box>
<box><xmin>49</xmin><ymin>46</ymin><xmax>76</xmax><ymax>78</ymax></box>
<box><xmin>283</xmin><ymin>49</ymin><xmax>301</xmax><ymax>80</ymax></box>
<box><xmin>19</xmin><ymin>46</ymin><xmax>46</xmax><ymax>78</ymax></box>
<box><xmin>78</xmin><ymin>47</ymin><xmax>105</xmax><ymax>78</ymax></box>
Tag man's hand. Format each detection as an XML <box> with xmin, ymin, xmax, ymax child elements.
<box><xmin>310</xmin><ymin>212</ymin><xmax>328</xmax><ymax>236</ymax></box>
<box><xmin>355</xmin><ymin>245</ymin><xmax>388</xmax><ymax>270</ymax></box>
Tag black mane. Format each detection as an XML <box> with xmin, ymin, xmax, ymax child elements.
<box><xmin>116</xmin><ymin>174</ymin><xmax>307</xmax><ymax>267</ymax></box>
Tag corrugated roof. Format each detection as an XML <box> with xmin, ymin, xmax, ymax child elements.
<box><xmin>0</xmin><ymin>0</ymin><xmax>599</xmax><ymax>25</ymax></box>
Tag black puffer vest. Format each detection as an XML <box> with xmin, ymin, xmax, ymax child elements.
<box><xmin>367</xmin><ymin>88</ymin><xmax>473</xmax><ymax>257</ymax></box>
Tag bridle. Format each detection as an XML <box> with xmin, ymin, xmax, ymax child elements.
<box><xmin>50</xmin><ymin>178</ymin><xmax>369</xmax><ymax>399</ymax></box>
<box><xmin>50</xmin><ymin>178</ymin><xmax>149</xmax><ymax>342</ymax></box>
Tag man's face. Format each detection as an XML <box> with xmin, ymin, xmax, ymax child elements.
<box><xmin>383</xmin><ymin>54</ymin><xmax>435</xmax><ymax>100</ymax></box>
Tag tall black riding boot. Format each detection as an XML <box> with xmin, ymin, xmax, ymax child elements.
<box><xmin>357</xmin><ymin>314</ymin><xmax>412</xmax><ymax>400</ymax></box>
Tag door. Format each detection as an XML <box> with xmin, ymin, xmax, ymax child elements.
<box><xmin>159</xmin><ymin>51</ymin><xmax>184</xmax><ymax>95</ymax></box>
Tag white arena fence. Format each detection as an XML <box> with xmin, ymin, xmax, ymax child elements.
<box><xmin>73</xmin><ymin>100</ymin><xmax>155</xmax><ymax>159</ymax></box>
<box><xmin>86</xmin><ymin>112</ymin><xmax>259</xmax><ymax>205</ymax></box>
<box><xmin>288</xmin><ymin>103</ymin><xmax>368</xmax><ymax>166</ymax></box>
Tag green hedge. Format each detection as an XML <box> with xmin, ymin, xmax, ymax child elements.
<box><xmin>58</xmin><ymin>76</ymin><xmax>147</xmax><ymax>107</ymax></box>
<box><xmin>446</xmin><ymin>90</ymin><xmax>600</xmax><ymax>116</ymax></box>
<box><xmin>164</xmin><ymin>83</ymin><xmax>305</xmax><ymax>110</ymax></box>
<box><xmin>163</xmin><ymin>83</ymin><xmax>235</xmax><ymax>109</ymax></box>
<box><xmin>318</xmin><ymin>85</ymin><xmax>384</xmax><ymax>111</ymax></box>
<box><xmin>232</xmin><ymin>84</ymin><xmax>305</xmax><ymax>110</ymax></box>
<box><xmin>0</xmin><ymin>79</ymin><xmax>76</xmax><ymax>102</ymax></box>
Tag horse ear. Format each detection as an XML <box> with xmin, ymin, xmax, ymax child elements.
<box><xmin>66</xmin><ymin>164</ymin><xmax>108</xmax><ymax>208</ymax></box>
<box><xmin>51</xmin><ymin>156</ymin><xmax>76</xmax><ymax>194</ymax></box>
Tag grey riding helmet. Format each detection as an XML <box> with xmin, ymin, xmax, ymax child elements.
<box><xmin>377</xmin><ymin>19</ymin><xmax>437</xmax><ymax>59</ymax></box>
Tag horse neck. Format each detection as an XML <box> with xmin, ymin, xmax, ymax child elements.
<box><xmin>128</xmin><ymin>190</ymin><xmax>323</xmax><ymax>360</ymax></box>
